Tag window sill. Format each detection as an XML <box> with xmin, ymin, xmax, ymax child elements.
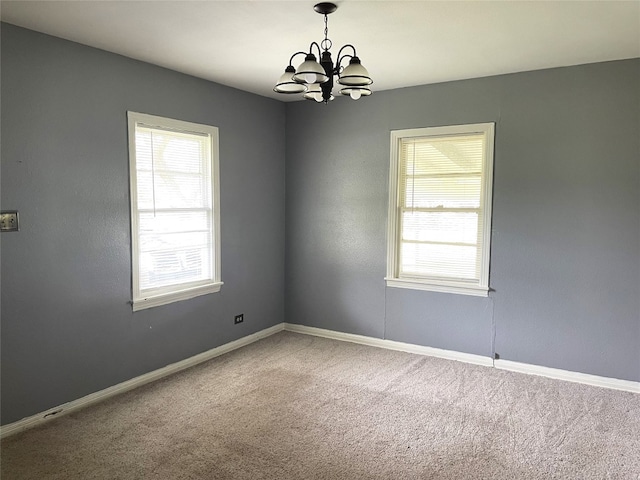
<box><xmin>132</xmin><ymin>282</ymin><xmax>224</xmax><ymax>311</ymax></box>
<box><xmin>385</xmin><ymin>278</ymin><xmax>489</xmax><ymax>297</ymax></box>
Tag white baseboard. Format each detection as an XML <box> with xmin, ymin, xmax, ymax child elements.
<box><xmin>283</xmin><ymin>323</ymin><xmax>494</xmax><ymax>367</ymax></box>
<box><xmin>495</xmin><ymin>359</ymin><xmax>640</xmax><ymax>394</ymax></box>
<box><xmin>4</xmin><ymin>322</ymin><xmax>638</xmax><ymax>438</ymax></box>
<box><xmin>0</xmin><ymin>323</ymin><xmax>285</xmax><ymax>439</ymax></box>
<box><xmin>284</xmin><ymin>323</ymin><xmax>640</xmax><ymax>394</ymax></box>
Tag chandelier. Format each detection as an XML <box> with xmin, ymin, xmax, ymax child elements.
<box><xmin>273</xmin><ymin>2</ymin><xmax>373</xmax><ymax>104</ymax></box>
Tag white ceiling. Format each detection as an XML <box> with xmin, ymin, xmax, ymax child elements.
<box><xmin>2</xmin><ymin>1</ymin><xmax>639</xmax><ymax>102</ymax></box>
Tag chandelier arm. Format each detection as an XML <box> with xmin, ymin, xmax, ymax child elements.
<box><xmin>334</xmin><ymin>54</ymin><xmax>353</xmax><ymax>75</ymax></box>
<box><xmin>335</xmin><ymin>44</ymin><xmax>358</xmax><ymax>74</ymax></box>
<box><xmin>308</xmin><ymin>42</ymin><xmax>323</xmax><ymax>59</ymax></box>
<box><xmin>288</xmin><ymin>51</ymin><xmax>308</xmax><ymax>67</ymax></box>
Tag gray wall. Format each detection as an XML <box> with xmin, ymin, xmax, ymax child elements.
<box><xmin>1</xmin><ymin>24</ymin><xmax>286</xmax><ymax>425</ymax></box>
<box><xmin>286</xmin><ymin>60</ymin><xmax>640</xmax><ymax>382</ymax></box>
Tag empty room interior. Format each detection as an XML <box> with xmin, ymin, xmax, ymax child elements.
<box><xmin>1</xmin><ymin>1</ymin><xmax>639</xmax><ymax>478</ymax></box>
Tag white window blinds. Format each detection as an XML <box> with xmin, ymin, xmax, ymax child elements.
<box><xmin>128</xmin><ymin>112</ymin><xmax>221</xmax><ymax>310</ymax></box>
<box><xmin>387</xmin><ymin>123</ymin><xmax>494</xmax><ymax>296</ymax></box>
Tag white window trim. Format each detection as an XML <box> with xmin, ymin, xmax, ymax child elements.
<box><xmin>127</xmin><ymin>112</ymin><xmax>222</xmax><ymax>311</ymax></box>
<box><xmin>385</xmin><ymin>123</ymin><xmax>495</xmax><ymax>296</ymax></box>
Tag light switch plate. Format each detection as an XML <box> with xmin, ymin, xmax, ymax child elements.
<box><xmin>0</xmin><ymin>211</ymin><xmax>19</xmax><ymax>232</ymax></box>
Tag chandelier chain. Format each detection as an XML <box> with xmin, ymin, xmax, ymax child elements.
<box><xmin>324</xmin><ymin>14</ymin><xmax>328</xmax><ymax>40</ymax></box>
<box><xmin>321</xmin><ymin>14</ymin><xmax>332</xmax><ymax>51</ymax></box>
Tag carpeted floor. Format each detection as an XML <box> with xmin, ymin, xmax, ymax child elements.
<box><xmin>2</xmin><ymin>331</ymin><xmax>639</xmax><ymax>479</ymax></box>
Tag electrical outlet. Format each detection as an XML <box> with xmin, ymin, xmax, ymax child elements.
<box><xmin>234</xmin><ymin>314</ymin><xmax>244</xmax><ymax>325</ymax></box>
<box><xmin>0</xmin><ymin>211</ymin><xmax>19</xmax><ymax>232</ymax></box>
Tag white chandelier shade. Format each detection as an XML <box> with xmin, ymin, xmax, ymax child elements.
<box><xmin>337</xmin><ymin>57</ymin><xmax>373</xmax><ymax>87</ymax></box>
<box><xmin>292</xmin><ymin>54</ymin><xmax>330</xmax><ymax>85</ymax></box>
<box><xmin>302</xmin><ymin>83</ymin><xmax>323</xmax><ymax>102</ymax></box>
<box><xmin>273</xmin><ymin>66</ymin><xmax>307</xmax><ymax>94</ymax></box>
<box><xmin>339</xmin><ymin>85</ymin><xmax>372</xmax><ymax>100</ymax></box>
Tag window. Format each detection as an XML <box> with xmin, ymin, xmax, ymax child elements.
<box><xmin>386</xmin><ymin>123</ymin><xmax>495</xmax><ymax>296</ymax></box>
<box><xmin>127</xmin><ymin>112</ymin><xmax>222</xmax><ymax>311</ymax></box>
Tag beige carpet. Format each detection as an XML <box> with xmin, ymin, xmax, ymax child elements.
<box><xmin>2</xmin><ymin>331</ymin><xmax>639</xmax><ymax>479</ymax></box>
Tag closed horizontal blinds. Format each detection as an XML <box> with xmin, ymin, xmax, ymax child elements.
<box><xmin>135</xmin><ymin>126</ymin><xmax>213</xmax><ymax>292</ymax></box>
<box><xmin>399</xmin><ymin>134</ymin><xmax>485</xmax><ymax>282</ymax></box>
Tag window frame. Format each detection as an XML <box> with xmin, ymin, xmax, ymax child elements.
<box><xmin>385</xmin><ymin>123</ymin><xmax>495</xmax><ymax>296</ymax></box>
<box><xmin>127</xmin><ymin>111</ymin><xmax>222</xmax><ymax>311</ymax></box>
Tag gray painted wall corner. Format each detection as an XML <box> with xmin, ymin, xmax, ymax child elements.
<box><xmin>0</xmin><ymin>23</ymin><xmax>286</xmax><ymax>425</ymax></box>
<box><xmin>285</xmin><ymin>59</ymin><xmax>640</xmax><ymax>382</ymax></box>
